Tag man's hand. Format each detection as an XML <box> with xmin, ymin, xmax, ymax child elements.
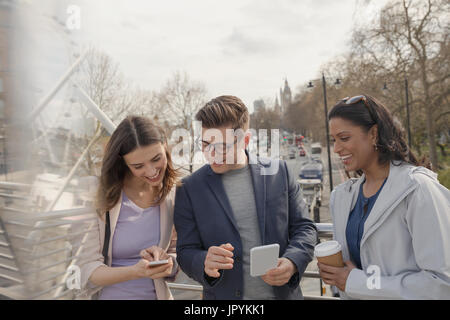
<box><xmin>261</xmin><ymin>257</ymin><xmax>297</xmax><ymax>286</ymax></box>
<box><xmin>204</xmin><ymin>243</ymin><xmax>234</xmax><ymax>278</ymax></box>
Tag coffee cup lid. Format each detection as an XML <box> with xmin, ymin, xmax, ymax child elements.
<box><xmin>314</xmin><ymin>240</ymin><xmax>342</xmax><ymax>257</ymax></box>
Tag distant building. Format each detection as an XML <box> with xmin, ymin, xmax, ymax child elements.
<box><xmin>279</xmin><ymin>78</ymin><xmax>292</xmax><ymax>113</ymax></box>
<box><xmin>274</xmin><ymin>95</ymin><xmax>281</xmax><ymax>114</ymax></box>
<box><xmin>253</xmin><ymin>99</ymin><xmax>265</xmax><ymax>113</ymax></box>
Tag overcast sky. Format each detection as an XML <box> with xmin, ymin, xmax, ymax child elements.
<box><xmin>19</xmin><ymin>0</ymin><xmax>389</xmax><ymax>116</ymax></box>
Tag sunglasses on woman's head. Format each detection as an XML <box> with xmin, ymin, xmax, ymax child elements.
<box><xmin>341</xmin><ymin>95</ymin><xmax>376</xmax><ymax>123</ymax></box>
<box><xmin>342</xmin><ymin>95</ymin><xmax>369</xmax><ymax>106</ymax></box>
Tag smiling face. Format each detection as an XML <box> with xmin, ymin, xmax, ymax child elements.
<box><xmin>122</xmin><ymin>142</ymin><xmax>167</xmax><ymax>187</ymax></box>
<box><xmin>201</xmin><ymin>125</ymin><xmax>250</xmax><ymax>174</ymax></box>
<box><xmin>329</xmin><ymin>117</ymin><xmax>378</xmax><ymax>172</ymax></box>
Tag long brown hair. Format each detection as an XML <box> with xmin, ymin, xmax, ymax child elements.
<box><xmin>96</xmin><ymin>116</ymin><xmax>179</xmax><ymax>217</ymax></box>
<box><xmin>328</xmin><ymin>94</ymin><xmax>420</xmax><ymax>176</ymax></box>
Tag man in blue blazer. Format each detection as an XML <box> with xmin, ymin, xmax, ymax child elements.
<box><xmin>174</xmin><ymin>95</ymin><xmax>317</xmax><ymax>300</ymax></box>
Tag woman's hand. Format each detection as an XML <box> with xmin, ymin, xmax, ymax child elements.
<box><xmin>133</xmin><ymin>257</ymin><xmax>174</xmax><ymax>280</ymax></box>
<box><xmin>140</xmin><ymin>245</ymin><xmax>170</xmax><ymax>262</ymax></box>
<box><xmin>133</xmin><ymin>245</ymin><xmax>174</xmax><ymax>279</ymax></box>
<box><xmin>317</xmin><ymin>260</ymin><xmax>357</xmax><ymax>292</ymax></box>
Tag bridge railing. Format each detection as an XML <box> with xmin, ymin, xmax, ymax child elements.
<box><xmin>0</xmin><ymin>203</ymin><xmax>101</xmax><ymax>300</ymax></box>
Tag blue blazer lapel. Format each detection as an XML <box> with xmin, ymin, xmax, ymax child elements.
<box><xmin>206</xmin><ymin>166</ymin><xmax>240</xmax><ymax>233</ymax></box>
<box><xmin>248</xmin><ymin>160</ymin><xmax>266</xmax><ymax>245</ymax></box>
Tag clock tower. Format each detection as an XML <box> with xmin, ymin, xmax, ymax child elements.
<box><xmin>280</xmin><ymin>78</ymin><xmax>292</xmax><ymax>113</ymax></box>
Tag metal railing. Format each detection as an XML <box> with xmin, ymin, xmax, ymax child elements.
<box><xmin>167</xmin><ymin>283</ymin><xmax>339</xmax><ymax>301</ymax></box>
<box><xmin>0</xmin><ymin>204</ymin><xmax>101</xmax><ymax>300</ymax></box>
<box><xmin>0</xmin><ymin>182</ymin><xmax>31</xmax><ymax>191</ymax></box>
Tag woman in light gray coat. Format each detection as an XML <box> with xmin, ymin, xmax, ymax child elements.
<box><xmin>318</xmin><ymin>94</ymin><xmax>450</xmax><ymax>299</ymax></box>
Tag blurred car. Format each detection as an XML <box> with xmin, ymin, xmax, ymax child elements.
<box><xmin>299</xmin><ymin>162</ymin><xmax>323</xmax><ymax>182</ymax></box>
<box><xmin>312</xmin><ymin>158</ymin><xmax>323</xmax><ymax>168</ymax></box>
<box><xmin>289</xmin><ymin>147</ymin><xmax>296</xmax><ymax>159</ymax></box>
<box><xmin>311</xmin><ymin>142</ymin><xmax>322</xmax><ymax>155</ymax></box>
<box><xmin>299</xmin><ymin>147</ymin><xmax>306</xmax><ymax>157</ymax></box>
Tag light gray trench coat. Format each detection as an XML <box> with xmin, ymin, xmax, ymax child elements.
<box><xmin>330</xmin><ymin>161</ymin><xmax>450</xmax><ymax>299</ymax></box>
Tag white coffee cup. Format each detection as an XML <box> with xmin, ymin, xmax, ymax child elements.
<box><xmin>314</xmin><ymin>240</ymin><xmax>344</xmax><ymax>267</ymax></box>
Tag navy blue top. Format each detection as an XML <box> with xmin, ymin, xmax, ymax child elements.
<box><xmin>345</xmin><ymin>178</ymin><xmax>387</xmax><ymax>269</ymax></box>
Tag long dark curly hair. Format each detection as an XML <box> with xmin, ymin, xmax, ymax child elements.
<box><xmin>328</xmin><ymin>94</ymin><xmax>419</xmax><ymax>174</ymax></box>
<box><xmin>96</xmin><ymin>116</ymin><xmax>179</xmax><ymax>218</ymax></box>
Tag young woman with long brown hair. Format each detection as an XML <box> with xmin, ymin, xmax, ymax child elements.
<box><xmin>79</xmin><ymin>116</ymin><xmax>179</xmax><ymax>300</ymax></box>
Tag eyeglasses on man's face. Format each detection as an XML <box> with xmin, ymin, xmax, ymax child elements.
<box><xmin>196</xmin><ymin>137</ymin><xmax>239</xmax><ymax>155</ymax></box>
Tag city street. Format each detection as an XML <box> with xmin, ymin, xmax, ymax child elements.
<box><xmin>285</xmin><ymin>142</ymin><xmax>347</xmax><ymax>224</ymax></box>
<box><xmin>286</xmin><ymin>143</ymin><xmax>346</xmax><ymax>297</ymax></box>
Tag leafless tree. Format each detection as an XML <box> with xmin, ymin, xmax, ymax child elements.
<box><xmin>72</xmin><ymin>48</ymin><xmax>160</xmax><ymax>175</ymax></box>
<box><xmin>154</xmin><ymin>71</ymin><xmax>208</xmax><ymax>172</ymax></box>
<box><xmin>155</xmin><ymin>71</ymin><xmax>207</xmax><ymax>130</ymax></box>
<box><xmin>349</xmin><ymin>0</ymin><xmax>449</xmax><ymax>169</ymax></box>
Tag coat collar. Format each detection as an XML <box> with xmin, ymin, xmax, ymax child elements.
<box><xmin>341</xmin><ymin>162</ymin><xmax>420</xmax><ymax>248</ymax></box>
<box><xmin>334</xmin><ymin>177</ymin><xmax>362</xmax><ymax>261</ymax></box>
<box><xmin>205</xmin><ymin>170</ymin><xmax>240</xmax><ymax>233</ymax></box>
<box><xmin>249</xmin><ymin>157</ymin><xmax>266</xmax><ymax>244</ymax></box>
<box><xmin>360</xmin><ymin>162</ymin><xmax>421</xmax><ymax>246</ymax></box>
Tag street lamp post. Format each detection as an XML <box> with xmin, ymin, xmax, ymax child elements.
<box><xmin>308</xmin><ymin>75</ymin><xmax>340</xmax><ymax>298</ymax></box>
<box><xmin>307</xmin><ymin>74</ymin><xmax>340</xmax><ymax>194</ymax></box>
<box><xmin>321</xmin><ymin>74</ymin><xmax>334</xmax><ymax>194</ymax></box>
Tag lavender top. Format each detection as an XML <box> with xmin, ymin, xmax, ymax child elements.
<box><xmin>99</xmin><ymin>192</ymin><xmax>160</xmax><ymax>300</ymax></box>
